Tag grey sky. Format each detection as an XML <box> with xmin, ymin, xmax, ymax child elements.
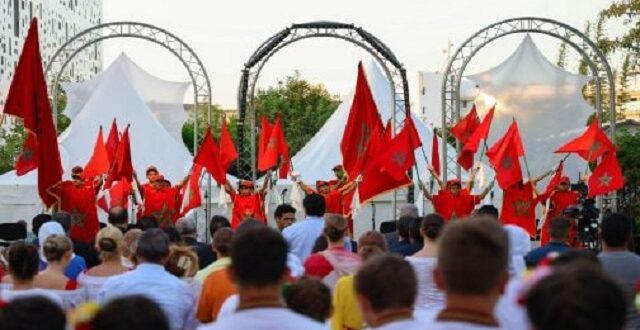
<box><xmin>103</xmin><ymin>0</ymin><xmax>616</xmax><ymax>109</ymax></box>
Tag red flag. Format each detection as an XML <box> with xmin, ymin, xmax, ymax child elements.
<box><xmin>588</xmin><ymin>152</ymin><xmax>624</xmax><ymax>197</ymax></box>
<box><xmin>486</xmin><ymin>119</ymin><xmax>525</xmax><ymax>159</ymax></box>
<box><xmin>340</xmin><ymin>62</ymin><xmax>384</xmax><ymax>179</ymax></box>
<box><xmin>97</xmin><ymin>179</ymin><xmax>132</xmax><ymax>212</ymax></box>
<box><xmin>377</xmin><ymin>117</ymin><xmax>420</xmax><ymax>180</ymax></box>
<box><xmin>257</xmin><ymin>116</ymin><xmax>278</xmax><ymax>172</ymax></box>
<box><xmin>194</xmin><ymin>128</ymin><xmax>227</xmax><ymax>184</ymax></box>
<box><xmin>554</xmin><ymin>119</ymin><xmax>617</xmax><ymax>162</ymax></box>
<box><xmin>358</xmin><ymin>166</ymin><xmax>412</xmax><ymax>205</ymax></box>
<box><xmin>458</xmin><ymin>107</ymin><xmax>495</xmax><ymax>170</ymax></box>
<box><xmin>218</xmin><ymin>119</ymin><xmax>238</xmax><ymax>172</ymax></box>
<box><xmin>83</xmin><ymin>127</ymin><xmax>110</xmax><ymax>179</ymax></box>
<box><xmin>487</xmin><ymin>121</ymin><xmax>523</xmax><ymax>189</ymax></box>
<box><xmin>431</xmin><ymin>128</ymin><xmax>440</xmax><ymax>176</ymax></box>
<box><xmin>451</xmin><ymin>105</ymin><xmax>480</xmax><ymax>144</ymax></box>
<box><xmin>105</xmin><ymin>119</ymin><xmax>120</xmax><ymax>164</ymax></box>
<box><xmin>536</xmin><ymin>160</ymin><xmax>565</xmax><ymax>203</ymax></box>
<box><xmin>273</xmin><ymin>116</ymin><xmax>291</xmax><ymax>179</ymax></box>
<box><xmin>3</xmin><ymin>19</ymin><xmax>62</xmax><ymax>207</ymax></box>
<box><xmin>179</xmin><ymin>164</ymin><xmax>203</xmax><ymax>217</ymax></box>
<box><xmin>106</xmin><ymin>126</ymin><xmax>133</xmax><ymax>187</ymax></box>
<box><xmin>500</xmin><ymin>182</ymin><xmax>536</xmax><ymax>236</ymax></box>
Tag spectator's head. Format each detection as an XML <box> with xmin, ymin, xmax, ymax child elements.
<box><xmin>209</xmin><ymin>215</ymin><xmax>231</xmax><ymax>239</ymax></box>
<box><xmin>107</xmin><ymin>206</ymin><xmax>129</xmax><ymax>230</ymax></box>
<box><xmin>323</xmin><ymin>214</ymin><xmax>348</xmax><ymax>244</ymax></box>
<box><xmin>312</xmin><ymin>235</ymin><xmax>328</xmax><ymax>253</ymax></box>
<box><xmin>274</xmin><ymin>204</ymin><xmax>296</xmax><ymax>231</ymax></box>
<box><xmin>165</xmin><ymin>245</ymin><xmax>199</xmax><ymax>278</ymax></box>
<box><xmin>0</xmin><ymin>296</ymin><xmax>66</xmax><ymax>330</ymax></box>
<box><xmin>91</xmin><ymin>295</ymin><xmax>169</xmax><ymax>330</ymax></box>
<box><xmin>476</xmin><ymin>205</ymin><xmax>499</xmax><ymax>219</ymax></box>
<box><xmin>421</xmin><ymin>213</ymin><xmax>445</xmax><ymax>242</ymax></box>
<box><xmin>229</xmin><ymin>227</ymin><xmax>288</xmax><ymax>287</ymax></box>
<box><xmin>122</xmin><ymin>228</ymin><xmax>143</xmax><ymax>264</ymax></box>
<box><xmin>601</xmin><ymin>213</ymin><xmax>632</xmax><ymax>249</ymax></box>
<box><xmin>357</xmin><ymin>231</ymin><xmax>388</xmax><ymax>262</ymax></box>
<box><xmin>396</xmin><ymin>216</ymin><xmax>413</xmax><ymax>240</ymax></box>
<box><xmin>137</xmin><ymin>216</ymin><xmax>159</xmax><ymax>231</ymax></box>
<box><xmin>163</xmin><ymin>227</ymin><xmax>182</xmax><ymax>244</ymax></box>
<box><xmin>303</xmin><ymin>194</ymin><xmax>325</xmax><ymax>217</ymax></box>
<box><xmin>213</xmin><ymin>227</ymin><xmax>234</xmax><ymax>258</ymax></box>
<box><xmin>42</xmin><ymin>234</ymin><xmax>73</xmax><ymax>265</ymax></box>
<box><xmin>549</xmin><ymin>217</ymin><xmax>571</xmax><ymax>243</ymax></box>
<box><xmin>285</xmin><ymin>277</ymin><xmax>332</xmax><ymax>322</ymax></box>
<box><xmin>235</xmin><ymin>218</ymin><xmax>266</xmax><ymax>236</ymax></box>
<box><xmin>51</xmin><ymin>212</ymin><xmax>71</xmax><ymax>234</ymax></box>
<box><xmin>135</xmin><ymin>228</ymin><xmax>171</xmax><ymax>264</ymax></box>
<box><xmin>175</xmin><ymin>218</ymin><xmax>197</xmax><ymax>239</ymax></box>
<box><xmin>31</xmin><ymin>213</ymin><xmax>52</xmax><ymax>237</ymax></box>
<box><xmin>96</xmin><ymin>226</ymin><xmax>124</xmax><ymax>262</ymax></box>
<box><xmin>6</xmin><ymin>243</ymin><xmax>39</xmax><ymax>283</ymax></box>
<box><xmin>399</xmin><ymin>203</ymin><xmax>419</xmax><ymax>218</ymax></box>
<box><xmin>355</xmin><ymin>254</ymin><xmax>416</xmax><ymax>327</ymax></box>
<box><xmin>526</xmin><ymin>265</ymin><xmax>626</xmax><ymax>330</ymax></box>
<box><xmin>435</xmin><ymin>219</ymin><xmax>509</xmax><ymax>300</ymax></box>
<box><xmin>551</xmin><ymin>249</ymin><xmax>601</xmax><ymax>270</ymax></box>
<box><xmin>409</xmin><ymin>217</ymin><xmax>423</xmax><ymax>243</ymax></box>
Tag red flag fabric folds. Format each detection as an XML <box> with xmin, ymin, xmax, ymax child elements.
<box><xmin>588</xmin><ymin>152</ymin><xmax>624</xmax><ymax>197</ymax></box>
<box><xmin>377</xmin><ymin>117</ymin><xmax>421</xmax><ymax>181</ymax></box>
<box><xmin>536</xmin><ymin>160</ymin><xmax>565</xmax><ymax>203</ymax></box>
<box><xmin>179</xmin><ymin>164</ymin><xmax>203</xmax><ymax>217</ymax></box>
<box><xmin>105</xmin><ymin>119</ymin><xmax>120</xmax><ymax>164</ymax></box>
<box><xmin>340</xmin><ymin>62</ymin><xmax>384</xmax><ymax>179</ymax></box>
<box><xmin>3</xmin><ymin>19</ymin><xmax>62</xmax><ymax>207</ymax></box>
<box><xmin>272</xmin><ymin>116</ymin><xmax>291</xmax><ymax>179</ymax></box>
<box><xmin>486</xmin><ymin>119</ymin><xmax>525</xmax><ymax>159</ymax></box>
<box><xmin>218</xmin><ymin>119</ymin><xmax>238</xmax><ymax>172</ymax></box>
<box><xmin>487</xmin><ymin>121</ymin><xmax>523</xmax><ymax>189</ymax></box>
<box><xmin>98</xmin><ymin>179</ymin><xmax>132</xmax><ymax>212</ymax></box>
<box><xmin>105</xmin><ymin>126</ymin><xmax>133</xmax><ymax>187</ymax></box>
<box><xmin>257</xmin><ymin>116</ymin><xmax>275</xmax><ymax>171</ymax></box>
<box><xmin>83</xmin><ymin>127</ymin><xmax>110</xmax><ymax>179</ymax></box>
<box><xmin>451</xmin><ymin>105</ymin><xmax>480</xmax><ymax>144</ymax></box>
<box><xmin>431</xmin><ymin>128</ymin><xmax>440</xmax><ymax>176</ymax></box>
<box><xmin>194</xmin><ymin>128</ymin><xmax>227</xmax><ymax>184</ymax></box>
<box><xmin>458</xmin><ymin>106</ymin><xmax>495</xmax><ymax>170</ymax></box>
<box><xmin>500</xmin><ymin>182</ymin><xmax>536</xmax><ymax>236</ymax></box>
<box><xmin>554</xmin><ymin>119</ymin><xmax>617</xmax><ymax>162</ymax></box>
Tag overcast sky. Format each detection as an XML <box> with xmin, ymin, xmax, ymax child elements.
<box><xmin>102</xmin><ymin>0</ymin><xmax>617</xmax><ymax>108</ymax></box>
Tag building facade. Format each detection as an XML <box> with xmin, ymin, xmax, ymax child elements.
<box><xmin>0</xmin><ymin>0</ymin><xmax>102</xmax><ymax>110</ymax></box>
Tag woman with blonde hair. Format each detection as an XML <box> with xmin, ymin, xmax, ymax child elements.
<box><xmin>165</xmin><ymin>244</ymin><xmax>201</xmax><ymax>302</ymax></box>
<box><xmin>35</xmin><ymin>234</ymin><xmax>82</xmax><ymax>309</ymax></box>
<box><xmin>77</xmin><ymin>226</ymin><xmax>129</xmax><ymax>301</ymax></box>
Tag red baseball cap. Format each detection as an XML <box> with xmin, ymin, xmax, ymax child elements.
<box><xmin>316</xmin><ymin>180</ymin><xmax>329</xmax><ymax>188</ymax></box>
<box><xmin>239</xmin><ymin>180</ymin><xmax>254</xmax><ymax>188</ymax></box>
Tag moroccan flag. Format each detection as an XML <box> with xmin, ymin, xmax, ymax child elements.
<box><xmin>588</xmin><ymin>152</ymin><xmax>624</xmax><ymax>197</ymax></box>
<box><xmin>179</xmin><ymin>164</ymin><xmax>203</xmax><ymax>217</ymax></box>
<box><xmin>105</xmin><ymin>119</ymin><xmax>120</xmax><ymax>164</ymax></box>
<box><xmin>106</xmin><ymin>126</ymin><xmax>133</xmax><ymax>187</ymax></box>
<box><xmin>83</xmin><ymin>126</ymin><xmax>110</xmax><ymax>179</ymax></box>
<box><xmin>536</xmin><ymin>160</ymin><xmax>565</xmax><ymax>203</ymax></box>
<box><xmin>458</xmin><ymin>106</ymin><xmax>495</xmax><ymax>170</ymax></box>
<box><xmin>218</xmin><ymin>119</ymin><xmax>238</xmax><ymax>172</ymax></box>
<box><xmin>432</xmin><ymin>128</ymin><xmax>440</xmax><ymax>176</ymax></box>
<box><xmin>377</xmin><ymin>117</ymin><xmax>421</xmax><ymax>180</ymax></box>
<box><xmin>486</xmin><ymin>119</ymin><xmax>525</xmax><ymax>159</ymax></box>
<box><xmin>194</xmin><ymin>128</ymin><xmax>227</xmax><ymax>184</ymax></box>
<box><xmin>554</xmin><ymin>119</ymin><xmax>617</xmax><ymax>162</ymax></box>
<box><xmin>3</xmin><ymin>18</ymin><xmax>62</xmax><ymax>207</ymax></box>
<box><xmin>257</xmin><ymin>116</ymin><xmax>277</xmax><ymax>171</ymax></box>
<box><xmin>487</xmin><ymin>121</ymin><xmax>523</xmax><ymax>189</ymax></box>
<box><xmin>500</xmin><ymin>182</ymin><xmax>536</xmax><ymax>236</ymax></box>
<box><xmin>340</xmin><ymin>62</ymin><xmax>384</xmax><ymax>179</ymax></box>
<box><xmin>97</xmin><ymin>179</ymin><xmax>132</xmax><ymax>212</ymax></box>
<box><xmin>450</xmin><ymin>105</ymin><xmax>480</xmax><ymax>144</ymax></box>
<box><xmin>272</xmin><ymin>116</ymin><xmax>291</xmax><ymax>179</ymax></box>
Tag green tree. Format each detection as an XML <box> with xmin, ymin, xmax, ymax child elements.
<box><xmin>556</xmin><ymin>41</ymin><xmax>568</xmax><ymax>68</ymax></box>
<box><xmin>618</xmin><ymin>53</ymin><xmax>633</xmax><ymax>113</ymax></box>
<box><xmin>0</xmin><ymin>122</ymin><xmax>25</xmax><ymax>175</ymax></box>
<box><xmin>181</xmin><ymin>103</ymin><xmax>224</xmax><ymax>154</ymax></box>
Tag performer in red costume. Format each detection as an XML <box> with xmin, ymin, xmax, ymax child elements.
<box><xmin>295</xmin><ymin>178</ymin><xmax>356</xmax><ymax>215</ymax></box>
<box><xmin>538</xmin><ymin>176</ymin><xmax>580</xmax><ymax>245</ymax></box>
<box><xmin>135</xmin><ymin>165</ymin><xmax>159</xmax><ymax>193</ymax></box>
<box><xmin>138</xmin><ymin>173</ymin><xmax>188</xmax><ymax>227</ymax></box>
<box><xmin>47</xmin><ymin>166</ymin><xmax>101</xmax><ymax>243</ymax></box>
<box><xmin>224</xmin><ymin>175</ymin><xmax>270</xmax><ymax>229</ymax></box>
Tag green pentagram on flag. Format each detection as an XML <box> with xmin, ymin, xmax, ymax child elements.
<box><xmin>512</xmin><ymin>199</ymin><xmax>531</xmax><ymax>217</ymax></box>
<box><xmin>501</xmin><ymin>156</ymin><xmax>512</xmax><ymax>169</ymax></box>
<box><xmin>153</xmin><ymin>204</ymin><xmax>176</xmax><ymax>227</ymax></box>
<box><xmin>70</xmin><ymin>208</ymin><xmax>86</xmax><ymax>228</ymax></box>
<box><xmin>392</xmin><ymin>152</ymin><xmax>406</xmax><ymax>166</ymax></box>
<box><xmin>590</xmin><ymin>141</ymin><xmax>602</xmax><ymax>154</ymax></box>
<box><xmin>21</xmin><ymin>148</ymin><xmax>35</xmax><ymax>161</ymax></box>
<box><xmin>598</xmin><ymin>172</ymin><xmax>612</xmax><ymax>186</ymax></box>
<box><xmin>357</xmin><ymin>124</ymin><xmax>371</xmax><ymax>157</ymax></box>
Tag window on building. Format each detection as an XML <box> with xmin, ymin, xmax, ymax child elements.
<box><xmin>13</xmin><ymin>0</ymin><xmax>19</xmax><ymax>37</ymax></box>
<box><xmin>29</xmin><ymin>1</ymin><xmax>31</xmax><ymax>20</ymax></box>
<box><xmin>421</xmin><ymin>87</ymin><xmax>426</xmax><ymax>95</ymax></box>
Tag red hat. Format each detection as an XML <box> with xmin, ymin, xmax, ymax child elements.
<box><xmin>150</xmin><ymin>174</ymin><xmax>164</xmax><ymax>183</ymax></box>
<box><xmin>146</xmin><ymin>165</ymin><xmax>158</xmax><ymax>175</ymax></box>
<box><xmin>328</xmin><ymin>179</ymin><xmax>339</xmax><ymax>186</ymax></box>
<box><xmin>559</xmin><ymin>176</ymin><xmax>570</xmax><ymax>184</ymax></box>
<box><xmin>71</xmin><ymin>166</ymin><xmax>83</xmax><ymax>176</ymax></box>
<box><xmin>332</xmin><ymin>164</ymin><xmax>344</xmax><ymax>171</ymax></box>
<box><xmin>447</xmin><ymin>178</ymin><xmax>462</xmax><ymax>187</ymax></box>
<box><xmin>316</xmin><ymin>180</ymin><xmax>329</xmax><ymax>188</ymax></box>
<box><xmin>239</xmin><ymin>180</ymin><xmax>254</xmax><ymax>188</ymax></box>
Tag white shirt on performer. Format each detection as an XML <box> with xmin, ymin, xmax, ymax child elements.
<box><xmin>199</xmin><ymin>307</ymin><xmax>325</xmax><ymax>330</ymax></box>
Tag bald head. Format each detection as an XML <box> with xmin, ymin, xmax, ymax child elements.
<box><xmin>399</xmin><ymin>204</ymin><xmax>419</xmax><ymax>219</ymax></box>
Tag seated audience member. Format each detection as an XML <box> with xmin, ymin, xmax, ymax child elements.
<box><xmin>98</xmin><ymin>228</ymin><xmax>197</xmax><ymax>330</ymax></box>
<box><xmin>285</xmin><ymin>276</ymin><xmax>332</xmax><ymax>323</ymax></box>
<box><xmin>0</xmin><ymin>243</ymin><xmax>62</xmax><ymax>306</ymax></box>
<box><xmin>137</xmin><ymin>216</ymin><xmax>160</xmax><ymax>231</ymax></box>
<box><xmin>176</xmin><ymin>218</ymin><xmax>215</xmax><ymax>269</ymax></box>
<box><xmin>29</xmin><ymin>213</ymin><xmax>53</xmax><ymax>245</ymax></box>
<box><xmin>91</xmin><ymin>295</ymin><xmax>169</xmax><ymax>330</ymax></box>
<box><xmin>163</xmin><ymin>227</ymin><xmax>183</xmax><ymax>244</ymax></box>
<box><xmin>598</xmin><ymin>212</ymin><xmax>640</xmax><ymax>328</ymax></box>
<box><xmin>275</xmin><ymin>204</ymin><xmax>297</xmax><ymax>232</ymax></box>
<box><xmin>199</xmin><ymin>226</ymin><xmax>325</xmax><ymax>330</ymax></box>
<box><xmin>304</xmin><ymin>214</ymin><xmax>360</xmax><ymax>290</ymax></box>
<box><xmin>406</xmin><ymin>213</ymin><xmax>446</xmax><ymax>320</ymax></box>
<box><xmin>0</xmin><ymin>296</ymin><xmax>66</xmax><ymax>330</ymax></box>
<box><xmin>283</xmin><ymin>194</ymin><xmax>327</xmax><ymax>262</ymax></box>
<box><xmin>122</xmin><ymin>228</ymin><xmax>143</xmax><ymax>268</ymax></box>
<box><xmin>165</xmin><ymin>245</ymin><xmax>201</xmax><ymax>302</ymax></box>
<box><xmin>409</xmin><ymin>217</ymin><xmax>424</xmax><ymax>247</ymax></box>
<box><xmin>524</xmin><ymin>217</ymin><xmax>572</xmax><ymax>267</ymax></box>
<box><xmin>332</xmin><ymin>231</ymin><xmax>388</xmax><ymax>330</ymax></box>
<box><xmin>427</xmin><ymin>218</ymin><xmax>509</xmax><ymax>329</ymax></box>
<box><xmin>38</xmin><ymin>222</ymin><xmax>87</xmax><ymax>281</ymax></box>
<box><xmin>54</xmin><ymin>211</ymin><xmax>99</xmax><ymax>269</ymax></box>
<box><xmin>108</xmin><ymin>206</ymin><xmax>135</xmax><ymax>233</ymax></box>
<box><xmin>77</xmin><ymin>227</ymin><xmax>129</xmax><ymax>301</ymax></box>
<box><xmin>354</xmin><ymin>254</ymin><xmax>420</xmax><ymax>329</ymax></box>
<box><xmin>389</xmin><ymin>216</ymin><xmax>422</xmax><ymax>256</ymax></box>
<box><xmin>35</xmin><ymin>234</ymin><xmax>83</xmax><ymax>309</ymax></box>
<box><xmin>526</xmin><ymin>263</ymin><xmax>626</xmax><ymax>330</ymax></box>
<box><xmin>195</xmin><ymin>228</ymin><xmax>234</xmax><ymax>282</ymax></box>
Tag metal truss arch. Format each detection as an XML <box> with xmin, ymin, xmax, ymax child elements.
<box><xmin>237</xmin><ymin>21</ymin><xmax>411</xmax><ymax>183</ymax></box>
<box><xmin>441</xmin><ymin>17</ymin><xmax>616</xmax><ymax>181</ymax></box>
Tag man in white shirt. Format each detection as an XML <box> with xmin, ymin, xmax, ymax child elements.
<box><xmin>426</xmin><ymin>218</ymin><xmax>509</xmax><ymax>329</ymax></box>
<box><xmin>354</xmin><ymin>254</ymin><xmax>421</xmax><ymax>329</ymax></box>
<box><xmin>98</xmin><ymin>228</ymin><xmax>197</xmax><ymax>330</ymax></box>
<box><xmin>199</xmin><ymin>226</ymin><xmax>325</xmax><ymax>330</ymax></box>
<box><xmin>283</xmin><ymin>194</ymin><xmax>326</xmax><ymax>262</ymax></box>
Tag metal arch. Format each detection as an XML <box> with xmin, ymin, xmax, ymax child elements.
<box><xmin>44</xmin><ymin>22</ymin><xmax>212</xmax><ymax>151</ymax></box>
<box><xmin>441</xmin><ymin>17</ymin><xmax>616</xmax><ymax>182</ymax></box>
<box><xmin>237</xmin><ymin>21</ymin><xmax>411</xmax><ymax>186</ymax></box>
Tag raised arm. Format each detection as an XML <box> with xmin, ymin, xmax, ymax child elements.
<box><xmin>467</xmin><ymin>165</ymin><xmax>480</xmax><ymax>191</ymax></box>
<box><xmin>477</xmin><ymin>179</ymin><xmax>495</xmax><ymax>201</ymax></box>
<box><xmin>419</xmin><ymin>181</ymin><xmax>433</xmax><ymax>201</ymax></box>
<box><xmin>224</xmin><ymin>181</ymin><xmax>236</xmax><ymax>196</ymax></box>
<box><xmin>427</xmin><ymin>164</ymin><xmax>445</xmax><ymax>189</ymax></box>
<box><xmin>257</xmin><ymin>172</ymin><xmax>271</xmax><ymax>196</ymax></box>
<box><xmin>46</xmin><ymin>181</ymin><xmax>62</xmax><ymax>212</ymax></box>
<box><xmin>531</xmin><ymin>168</ymin><xmax>554</xmax><ymax>186</ymax></box>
